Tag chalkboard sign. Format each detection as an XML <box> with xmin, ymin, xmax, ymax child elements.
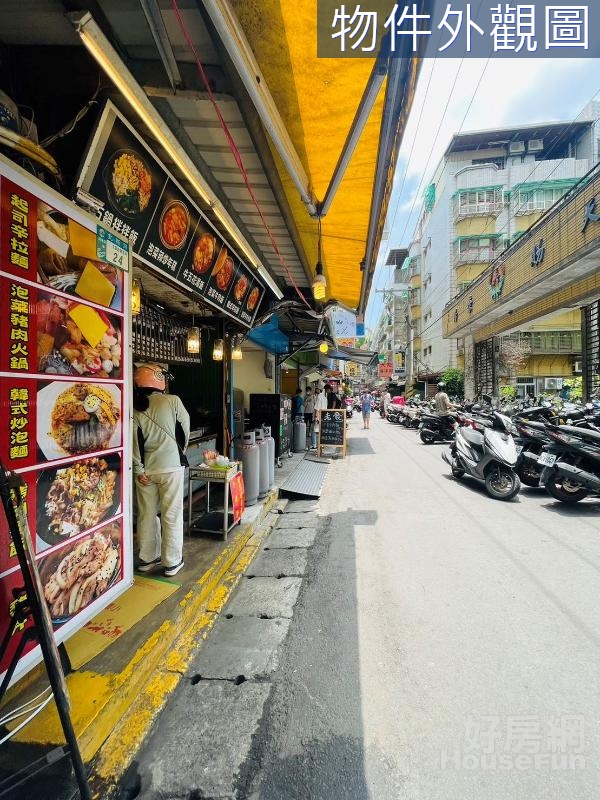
<box><xmin>318</xmin><ymin>409</ymin><xmax>347</xmax><ymax>456</ymax></box>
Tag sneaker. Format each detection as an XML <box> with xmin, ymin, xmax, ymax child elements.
<box><xmin>164</xmin><ymin>560</ymin><xmax>184</xmax><ymax>577</ymax></box>
<box><xmin>137</xmin><ymin>557</ymin><xmax>161</xmax><ymax>573</ymax></box>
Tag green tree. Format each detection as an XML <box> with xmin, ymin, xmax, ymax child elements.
<box><xmin>442</xmin><ymin>367</ymin><xmax>464</xmax><ymax>398</ymax></box>
<box><xmin>500</xmin><ymin>385</ymin><xmax>517</xmax><ymax>401</ymax></box>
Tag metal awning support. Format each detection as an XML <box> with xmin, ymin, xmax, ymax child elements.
<box><xmin>139</xmin><ymin>0</ymin><xmax>182</xmax><ymax>90</ymax></box>
<box><xmin>320</xmin><ymin>55</ymin><xmax>388</xmax><ymax>217</ymax></box>
<box><xmin>201</xmin><ymin>0</ymin><xmax>319</xmax><ymax>217</ymax></box>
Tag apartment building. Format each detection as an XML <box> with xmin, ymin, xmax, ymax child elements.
<box><xmin>401</xmin><ymin>101</ymin><xmax>599</xmax><ymax>395</ymax></box>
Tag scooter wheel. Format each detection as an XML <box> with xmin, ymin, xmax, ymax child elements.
<box><xmin>484</xmin><ymin>467</ymin><xmax>520</xmax><ymax>500</ymax></box>
<box><xmin>420</xmin><ymin>430</ymin><xmax>435</xmax><ymax>445</ymax></box>
<box><xmin>544</xmin><ymin>479</ymin><xmax>589</xmax><ymax>504</ymax></box>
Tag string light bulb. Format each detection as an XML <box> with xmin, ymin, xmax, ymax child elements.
<box><xmin>312</xmin><ymin>217</ymin><xmax>327</xmax><ymax>301</ymax></box>
<box><xmin>319</xmin><ymin>341</ymin><xmax>329</xmax><ymax>354</ymax></box>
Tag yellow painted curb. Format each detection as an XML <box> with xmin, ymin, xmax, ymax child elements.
<box><xmin>8</xmin><ymin>491</ymin><xmax>281</xmax><ymax>772</ymax></box>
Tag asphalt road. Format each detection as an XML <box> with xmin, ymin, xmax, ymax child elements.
<box><xmin>243</xmin><ymin>412</ymin><xmax>600</xmax><ymax>800</ymax></box>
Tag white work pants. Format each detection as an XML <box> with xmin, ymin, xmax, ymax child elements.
<box><xmin>136</xmin><ymin>468</ymin><xmax>184</xmax><ymax>567</ymax></box>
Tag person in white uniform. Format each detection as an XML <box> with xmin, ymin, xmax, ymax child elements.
<box><xmin>132</xmin><ymin>364</ymin><xmax>190</xmax><ymax>577</ymax></box>
<box><xmin>311</xmin><ymin>386</ymin><xmax>328</xmax><ymax>449</ymax></box>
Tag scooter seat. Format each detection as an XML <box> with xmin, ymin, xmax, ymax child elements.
<box><xmin>518</xmin><ymin>420</ymin><xmax>548</xmax><ymax>431</ymax></box>
<box><xmin>461</xmin><ymin>427</ymin><xmax>485</xmax><ymax>447</ymax></box>
<box><xmin>557</xmin><ymin>425</ymin><xmax>600</xmax><ymax>443</ymax></box>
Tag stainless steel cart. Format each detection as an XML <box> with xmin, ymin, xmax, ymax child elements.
<box><xmin>187</xmin><ymin>463</ymin><xmax>240</xmax><ymax>541</ymax></box>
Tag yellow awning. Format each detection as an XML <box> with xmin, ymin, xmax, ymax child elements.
<box><xmin>231</xmin><ymin>0</ymin><xmax>400</xmax><ymax>310</ymax></box>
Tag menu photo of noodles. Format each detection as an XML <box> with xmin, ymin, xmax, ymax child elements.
<box><xmin>39</xmin><ymin>521</ymin><xmax>122</xmax><ymax>623</ymax></box>
<box><xmin>36</xmin><ymin>453</ymin><xmax>121</xmax><ymax>550</ymax></box>
<box><xmin>37</xmin><ymin>381</ymin><xmax>122</xmax><ymax>463</ymax></box>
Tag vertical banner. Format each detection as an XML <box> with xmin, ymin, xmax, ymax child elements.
<box><xmin>0</xmin><ymin>155</ymin><xmax>132</xmax><ymax>686</ymax></box>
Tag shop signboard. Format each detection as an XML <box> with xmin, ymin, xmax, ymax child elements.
<box><xmin>0</xmin><ymin>155</ymin><xmax>132</xmax><ymax>686</ymax></box>
<box><xmin>76</xmin><ymin>101</ymin><xmax>266</xmax><ymax>328</ymax></box>
<box><xmin>378</xmin><ymin>362</ymin><xmax>394</xmax><ymax>378</ymax></box>
<box><xmin>317</xmin><ymin>409</ymin><xmax>346</xmax><ymax>457</ymax></box>
<box><xmin>328</xmin><ymin>307</ymin><xmax>356</xmax><ymax>341</ymax></box>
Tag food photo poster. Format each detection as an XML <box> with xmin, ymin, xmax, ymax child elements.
<box><xmin>0</xmin><ymin>155</ymin><xmax>132</xmax><ymax>685</ymax></box>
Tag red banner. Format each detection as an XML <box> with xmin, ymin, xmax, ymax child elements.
<box><xmin>230</xmin><ymin>471</ymin><xmax>246</xmax><ymax>525</ymax></box>
<box><xmin>0</xmin><ymin>158</ymin><xmax>132</xmax><ymax>686</ymax></box>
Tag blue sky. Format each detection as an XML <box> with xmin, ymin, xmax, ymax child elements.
<box><xmin>365</xmin><ymin>57</ymin><xmax>600</xmax><ymax>332</ymax></box>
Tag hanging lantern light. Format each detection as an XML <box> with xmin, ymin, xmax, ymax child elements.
<box><xmin>232</xmin><ymin>337</ymin><xmax>243</xmax><ymax>360</ymax></box>
<box><xmin>187</xmin><ymin>326</ymin><xmax>201</xmax><ymax>354</ymax></box>
<box><xmin>212</xmin><ymin>338</ymin><xmax>224</xmax><ymax>361</ymax></box>
<box><xmin>319</xmin><ymin>341</ymin><xmax>329</xmax><ymax>354</ymax></box>
<box><xmin>131</xmin><ymin>277</ymin><xmax>142</xmax><ymax>316</ymax></box>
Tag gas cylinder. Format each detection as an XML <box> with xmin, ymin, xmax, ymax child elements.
<box><xmin>293</xmin><ymin>416</ymin><xmax>307</xmax><ymax>453</ymax></box>
<box><xmin>263</xmin><ymin>425</ymin><xmax>275</xmax><ymax>489</ymax></box>
<box><xmin>254</xmin><ymin>428</ymin><xmax>269</xmax><ymax>498</ymax></box>
<box><xmin>236</xmin><ymin>431</ymin><xmax>259</xmax><ymax>506</ymax></box>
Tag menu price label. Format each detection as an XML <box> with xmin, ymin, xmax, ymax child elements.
<box><xmin>77</xmin><ymin>101</ymin><xmax>268</xmax><ymax>327</ymax></box>
<box><xmin>0</xmin><ymin>154</ymin><xmax>132</xmax><ymax>687</ymax></box>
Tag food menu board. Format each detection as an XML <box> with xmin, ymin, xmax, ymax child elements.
<box><xmin>76</xmin><ymin>101</ymin><xmax>266</xmax><ymax>328</ymax></box>
<box><xmin>0</xmin><ymin>155</ymin><xmax>132</xmax><ymax>686</ymax></box>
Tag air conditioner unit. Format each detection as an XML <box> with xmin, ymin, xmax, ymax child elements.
<box><xmin>509</xmin><ymin>141</ymin><xmax>526</xmax><ymax>154</ymax></box>
<box><xmin>574</xmin><ymin>360</ymin><xmax>583</xmax><ymax>374</ymax></box>
<box><xmin>544</xmin><ymin>378</ymin><xmax>564</xmax><ymax>390</ymax></box>
<box><xmin>528</xmin><ymin>138</ymin><xmax>544</xmax><ymax>153</ymax></box>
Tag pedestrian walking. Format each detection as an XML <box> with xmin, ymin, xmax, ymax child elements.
<box><xmin>132</xmin><ymin>363</ymin><xmax>190</xmax><ymax>577</ymax></box>
<box><xmin>291</xmin><ymin>387</ymin><xmax>304</xmax><ymax>420</ymax></box>
<box><xmin>304</xmin><ymin>386</ymin><xmax>314</xmax><ymax>433</ymax></box>
<box><xmin>383</xmin><ymin>389</ymin><xmax>392</xmax><ymax>418</ymax></box>
<box><xmin>311</xmin><ymin>385</ymin><xmax>328</xmax><ymax>449</ymax></box>
<box><xmin>326</xmin><ymin>383</ymin><xmax>343</xmax><ymax>409</ymax></box>
<box><xmin>360</xmin><ymin>388</ymin><xmax>373</xmax><ymax>429</ymax></box>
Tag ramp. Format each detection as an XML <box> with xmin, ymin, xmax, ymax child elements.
<box><xmin>279</xmin><ymin>458</ymin><xmax>329</xmax><ymax>498</ymax></box>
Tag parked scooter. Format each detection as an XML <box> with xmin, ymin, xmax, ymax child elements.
<box><xmin>442</xmin><ymin>411</ymin><xmax>521</xmax><ymax>500</ymax></box>
<box><xmin>538</xmin><ymin>424</ymin><xmax>600</xmax><ymax>503</ymax></box>
<box><xmin>419</xmin><ymin>412</ymin><xmax>457</xmax><ymax>444</ymax></box>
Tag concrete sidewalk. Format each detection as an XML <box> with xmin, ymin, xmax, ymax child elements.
<box><xmin>0</xmin><ymin>452</ymin><xmax>309</xmax><ymax>799</ymax></box>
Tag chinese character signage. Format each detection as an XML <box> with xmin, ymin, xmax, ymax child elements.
<box><xmin>76</xmin><ymin>102</ymin><xmax>266</xmax><ymax>328</ymax></box>
<box><xmin>318</xmin><ymin>409</ymin><xmax>347</xmax><ymax>452</ymax></box>
<box><xmin>0</xmin><ymin>155</ymin><xmax>132</xmax><ymax>686</ymax></box>
<box><xmin>318</xmin><ymin>1</ymin><xmax>600</xmax><ymax>58</ymax></box>
<box><xmin>378</xmin><ymin>361</ymin><xmax>394</xmax><ymax>378</ymax></box>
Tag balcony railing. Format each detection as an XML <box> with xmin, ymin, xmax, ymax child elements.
<box><xmin>454</xmin><ymin>247</ymin><xmax>498</xmax><ymax>265</ymax></box>
<box><xmin>454</xmin><ymin>200</ymin><xmax>505</xmax><ymax>221</ymax></box>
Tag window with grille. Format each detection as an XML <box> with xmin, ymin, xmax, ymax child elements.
<box><xmin>515</xmin><ymin>186</ymin><xmax>572</xmax><ymax>214</ymax></box>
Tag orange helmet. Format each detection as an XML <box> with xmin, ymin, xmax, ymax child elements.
<box><xmin>134</xmin><ymin>363</ymin><xmax>171</xmax><ymax>391</ymax></box>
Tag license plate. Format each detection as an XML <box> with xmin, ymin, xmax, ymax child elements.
<box><xmin>538</xmin><ymin>452</ymin><xmax>556</xmax><ymax>467</ymax></box>
<box><xmin>515</xmin><ymin>445</ymin><xmax>523</xmax><ymax>455</ymax></box>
